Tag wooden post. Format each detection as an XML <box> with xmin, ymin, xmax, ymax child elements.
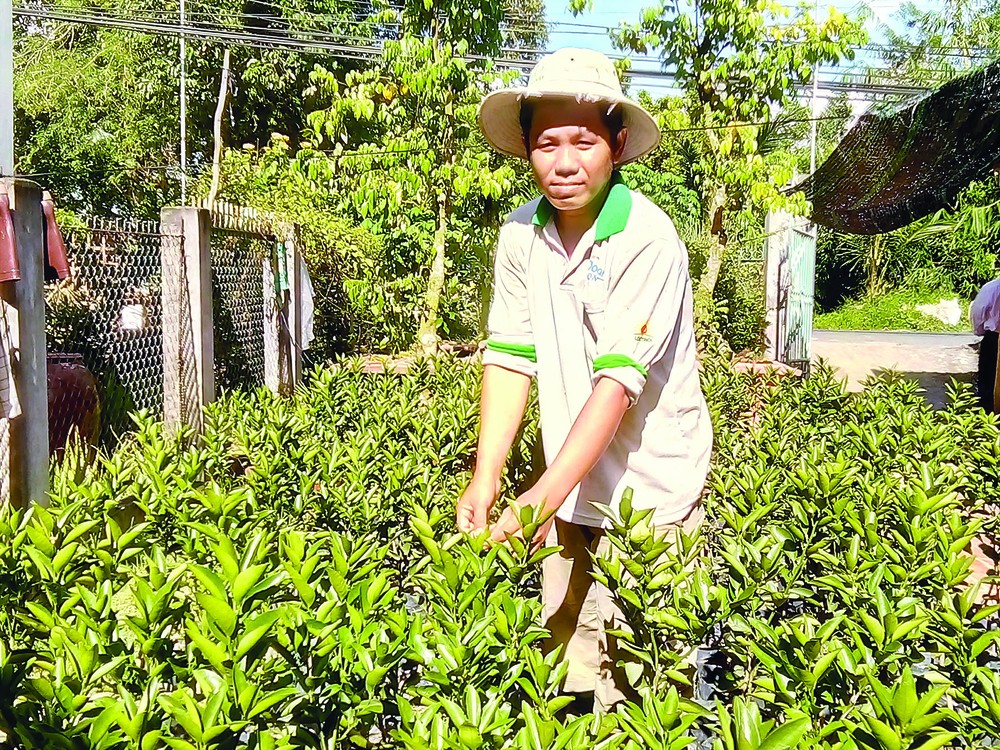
<box><xmin>264</xmin><ymin>223</ymin><xmax>303</xmax><ymax>395</ymax></box>
<box><xmin>1</xmin><ymin>179</ymin><xmax>48</xmax><ymax>505</ymax></box>
<box><xmin>285</xmin><ymin>224</ymin><xmax>303</xmax><ymax>387</ymax></box>
<box><xmin>161</xmin><ymin>207</ymin><xmax>214</xmax><ymax>434</ymax></box>
<box><xmin>263</xmin><ymin>238</ymin><xmax>280</xmax><ymax>394</ymax></box>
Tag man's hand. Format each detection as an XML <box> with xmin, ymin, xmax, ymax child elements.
<box><xmin>489</xmin><ymin>487</ymin><xmax>557</xmax><ymax>551</ymax></box>
<box><xmin>457</xmin><ymin>475</ymin><xmax>501</xmax><ymax>534</ymax></box>
<box><xmin>488</xmin><ymin>378</ymin><xmax>629</xmax><ymax>550</ymax></box>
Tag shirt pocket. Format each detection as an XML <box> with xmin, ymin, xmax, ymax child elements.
<box><xmin>582</xmin><ymin>298</ymin><xmax>606</xmax><ymax>348</ymax></box>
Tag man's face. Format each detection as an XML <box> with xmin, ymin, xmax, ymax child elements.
<box><xmin>527</xmin><ymin>99</ymin><xmax>627</xmax><ymax>213</ymax></box>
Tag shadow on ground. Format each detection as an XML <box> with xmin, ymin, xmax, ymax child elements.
<box><xmin>869</xmin><ymin>367</ymin><xmax>976</xmax><ymax>409</ymax></box>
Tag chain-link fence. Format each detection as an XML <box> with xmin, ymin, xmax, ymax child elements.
<box><xmin>208</xmin><ymin>205</ymin><xmax>273</xmax><ymax>394</ymax></box>
<box><xmin>46</xmin><ymin>217</ymin><xmax>179</xmax><ymax>452</ymax></box>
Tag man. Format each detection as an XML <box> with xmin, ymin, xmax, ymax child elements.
<box><xmin>971</xmin><ymin>276</ymin><xmax>1000</xmax><ymax>413</ymax></box>
<box><xmin>456</xmin><ymin>48</ymin><xmax>713</xmax><ymax>711</ymax></box>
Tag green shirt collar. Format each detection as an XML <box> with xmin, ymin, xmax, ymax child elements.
<box><xmin>531</xmin><ymin>173</ymin><xmax>633</xmax><ymax>243</ymax></box>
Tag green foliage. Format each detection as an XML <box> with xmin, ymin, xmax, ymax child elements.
<box><xmin>816</xmin><ymin>176</ymin><xmax>1000</xmax><ymax>311</ymax></box>
<box><xmin>880</xmin><ymin>0</ymin><xmax>1000</xmax><ymax>86</ymax></box>
<box><xmin>4</xmin><ymin>355</ymin><xmax>1000</xmax><ymax>748</ymax></box>
<box><xmin>15</xmin><ymin>0</ymin><xmax>377</xmax><ymax>217</ymax></box>
<box><xmin>295</xmin><ymin>1</ymin><xmax>533</xmax><ymax>355</ymax></box>
<box><xmin>690</xmin><ymin>362</ymin><xmax>1000</xmax><ymax>746</ymax></box>
<box><xmin>713</xmin><ymin>259</ymin><xmax>767</xmax><ymax>354</ymax></box>
<box><xmin>814</xmin><ymin>288</ymin><xmax>970</xmax><ymax>333</ymax></box>
<box><xmin>599</xmin><ymin>0</ymin><xmax>867</xmax><ymax>282</ymax></box>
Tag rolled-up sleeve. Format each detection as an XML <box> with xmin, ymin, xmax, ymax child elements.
<box><xmin>483</xmin><ymin>227</ymin><xmax>536</xmax><ymax>378</ymax></box>
<box><xmin>591</xmin><ymin>235</ymin><xmax>691</xmax><ymax>404</ymax></box>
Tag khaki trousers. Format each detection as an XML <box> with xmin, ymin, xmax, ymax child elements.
<box><xmin>540</xmin><ymin>504</ymin><xmax>704</xmax><ymax>712</ymax></box>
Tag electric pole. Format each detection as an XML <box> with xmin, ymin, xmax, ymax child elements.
<box><xmin>180</xmin><ymin>0</ymin><xmax>188</xmax><ymax>203</ymax></box>
<box><xmin>809</xmin><ymin>0</ymin><xmax>820</xmax><ymax>175</ymax></box>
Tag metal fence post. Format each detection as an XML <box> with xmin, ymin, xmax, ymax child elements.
<box><xmin>160</xmin><ymin>207</ymin><xmax>214</xmax><ymax>435</ymax></box>
<box><xmin>1</xmin><ymin>179</ymin><xmax>48</xmax><ymax>506</ymax></box>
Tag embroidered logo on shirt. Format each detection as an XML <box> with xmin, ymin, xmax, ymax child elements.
<box><xmin>635</xmin><ymin>321</ymin><xmax>653</xmax><ymax>342</ymax></box>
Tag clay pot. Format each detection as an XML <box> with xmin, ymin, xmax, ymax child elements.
<box><xmin>47</xmin><ymin>353</ymin><xmax>101</xmax><ymax>458</ymax></box>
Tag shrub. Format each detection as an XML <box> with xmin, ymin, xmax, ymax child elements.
<box><xmin>813</xmin><ymin>288</ymin><xmax>971</xmax><ymax>332</ymax></box>
<box><xmin>713</xmin><ymin>258</ymin><xmax>767</xmax><ymax>355</ymax></box>
<box><xmin>2</xmin><ymin>356</ymin><xmax>999</xmax><ymax>748</ymax></box>
<box><xmin>298</xmin><ymin>219</ymin><xmax>391</xmax><ymax>359</ymax></box>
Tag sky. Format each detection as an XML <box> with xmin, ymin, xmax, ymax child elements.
<box><xmin>542</xmin><ymin>0</ymin><xmax>933</xmax><ymax>107</ymax></box>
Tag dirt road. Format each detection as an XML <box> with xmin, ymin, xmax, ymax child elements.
<box><xmin>812</xmin><ymin>330</ymin><xmax>979</xmax><ymax>407</ymax></box>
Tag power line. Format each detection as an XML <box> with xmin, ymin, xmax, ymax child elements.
<box><xmin>23</xmin><ymin>2</ymin><xmax>996</xmax><ymax>63</ymax></box>
<box><xmin>16</xmin><ymin>5</ymin><xmax>384</xmax><ymax>59</ymax></box>
<box><xmin>14</xmin><ymin>4</ymin><xmax>943</xmax><ymax>99</ymax></box>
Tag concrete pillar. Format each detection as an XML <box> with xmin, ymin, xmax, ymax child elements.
<box><xmin>161</xmin><ymin>207</ymin><xmax>214</xmax><ymax>434</ymax></box>
<box><xmin>1</xmin><ymin>179</ymin><xmax>48</xmax><ymax>506</ymax></box>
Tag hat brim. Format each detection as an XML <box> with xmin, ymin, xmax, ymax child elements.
<box><xmin>478</xmin><ymin>89</ymin><xmax>662</xmax><ymax>165</ymax></box>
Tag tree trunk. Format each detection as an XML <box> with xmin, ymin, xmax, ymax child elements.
<box><xmin>477</xmin><ymin>237</ymin><xmax>495</xmax><ymax>339</ymax></box>
<box><xmin>417</xmin><ymin>191</ymin><xmax>449</xmax><ymax>357</ymax></box>
<box><xmin>416</xmin><ymin>21</ymin><xmax>454</xmax><ymax>359</ymax></box>
<box><xmin>207</xmin><ymin>48</ymin><xmax>232</xmax><ymax>205</ymax></box>
<box><xmin>696</xmin><ymin>184</ymin><xmax>728</xmax><ymax>308</ymax></box>
<box><xmin>866</xmin><ymin>235</ymin><xmax>884</xmax><ymax>298</ymax></box>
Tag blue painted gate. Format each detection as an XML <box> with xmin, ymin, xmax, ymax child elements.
<box><xmin>765</xmin><ymin>213</ymin><xmax>817</xmax><ymax>372</ymax></box>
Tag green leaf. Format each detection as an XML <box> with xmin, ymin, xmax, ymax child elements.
<box><xmin>197</xmin><ymin>594</ymin><xmax>237</xmax><ymax>639</ymax></box>
<box><xmin>235</xmin><ymin>609</ymin><xmax>283</xmax><ymax>662</ymax></box>
<box><xmin>186</xmin><ymin>622</ymin><xmax>229</xmax><ymax>672</ymax></box>
<box><xmin>912</xmin><ymin>733</ymin><xmax>959</xmax><ymax>750</ymax></box>
<box><xmin>247</xmin><ymin>687</ymin><xmax>299</xmax><ymax>720</ymax></box>
<box><xmin>758</xmin><ymin>718</ymin><xmax>810</xmax><ymax>750</ymax></box>
<box><xmin>892</xmin><ymin>667</ymin><xmax>918</xmax><ymax>725</ymax></box>
<box><xmin>52</xmin><ymin>542</ymin><xmax>80</xmax><ymax>576</ymax></box>
<box><xmin>192</xmin><ymin>565</ymin><xmax>228</xmax><ymax>603</ymax></box>
<box><xmin>232</xmin><ymin>564</ymin><xmax>267</xmax><ymax>607</ymax></box>
<box><xmin>859</xmin><ymin>610</ymin><xmax>885</xmax><ymax>648</ymax></box>
<box><xmin>863</xmin><ymin>716</ymin><xmax>901</xmax><ymax>750</ymax></box>
<box><xmin>63</xmin><ymin>519</ymin><xmax>101</xmax><ymax>546</ymax></box>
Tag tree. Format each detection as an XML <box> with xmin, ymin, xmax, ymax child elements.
<box><xmin>881</xmin><ymin>0</ymin><xmax>1000</xmax><ymax>86</ymax></box>
<box><xmin>571</xmin><ymin>0</ymin><xmax>866</xmax><ymax>306</ymax></box>
<box><xmin>14</xmin><ymin>0</ymin><xmax>378</xmax><ymax>216</ymax></box>
<box><xmin>298</xmin><ymin>1</ymin><xmax>541</xmax><ymax>356</ymax></box>
<box><xmin>838</xmin><ymin>215</ymin><xmax>960</xmax><ymax>299</ymax></box>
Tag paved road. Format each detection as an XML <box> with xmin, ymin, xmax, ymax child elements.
<box><xmin>812</xmin><ymin>329</ymin><xmax>979</xmax><ymax>407</ymax></box>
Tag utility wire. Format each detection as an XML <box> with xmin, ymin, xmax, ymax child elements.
<box><xmin>15</xmin><ymin>4</ymin><xmax>941</xmax><ymax>98</ymax></box>
<box><xmin>24</xmin><ymin>1</ymin><xmax>1000</xmax><ymax>58</ymax></box>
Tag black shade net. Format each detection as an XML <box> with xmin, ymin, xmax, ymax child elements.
<box><xmin>797</xmin><ymin>60</ymin><xmax>1000</xmax><ymax>235</ymax></box>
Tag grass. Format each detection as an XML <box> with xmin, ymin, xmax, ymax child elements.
<box><xmin>814</xmin><ymin>288</ymin><xmax>971</xmax><ymax>332</ymax></box>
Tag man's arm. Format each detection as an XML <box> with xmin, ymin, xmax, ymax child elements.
<box><xmin>490</xmin><ymin>378</ymin><xmax>629</xmax><ymax>543</ymax></box>
<box><xmin>457</xmin><ymin>364</ymin><xmax>532</xmax><ymax>533</ymax></box>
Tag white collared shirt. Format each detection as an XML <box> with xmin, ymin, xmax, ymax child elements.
<box><xmin>482</xmin><ymin>178</ymin><xmax>713</xmax><ymax>527</ymax></box>
<box><xmin>971</xmin><ymin>278</ymin><xmax>1000</xmax><ymax>336</ymax></box>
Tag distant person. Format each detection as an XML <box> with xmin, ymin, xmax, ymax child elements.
<box><xmin>970</xmin><ymin>277</ymin><xmax>1000</xmax><ymax>413</ymax></box>
<box><xmin>456</xmin><ymin>48</ymin><xmax>712</xmax><ymax>711</ymax></box>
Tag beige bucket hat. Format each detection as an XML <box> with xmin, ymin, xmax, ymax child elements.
<box><xmin>478</xmin><ymin>48</ymin><xmax>661</xmax><ymax>165</ymax></box>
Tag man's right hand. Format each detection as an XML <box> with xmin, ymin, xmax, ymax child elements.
<box><xmin>457</xmin><ymin>475</ymin><xmax>500</xmax><ymax>534</ymax></box>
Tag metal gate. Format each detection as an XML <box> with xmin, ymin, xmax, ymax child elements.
<box><xmin>764</xmin><ymin>212</ymin><xmax>817</xmax><ymax>372</ymax></box>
